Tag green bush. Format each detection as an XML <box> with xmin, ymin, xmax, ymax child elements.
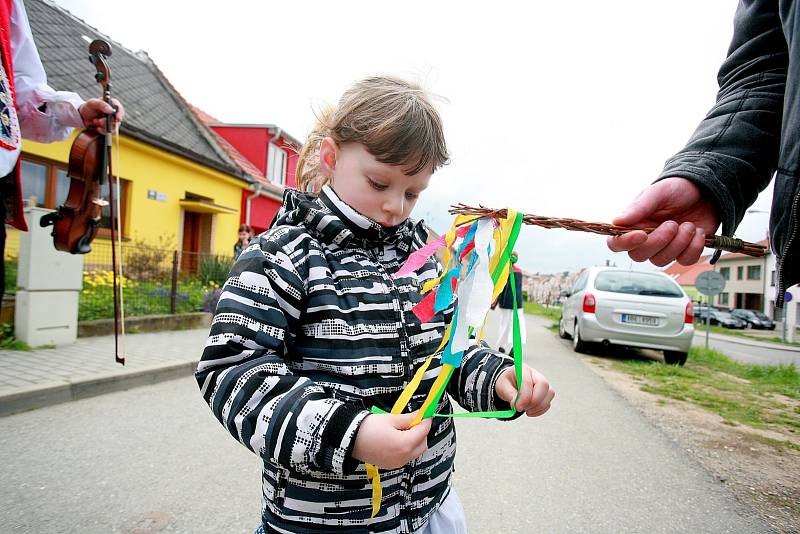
<box><xmin>124</xmin><ymin>235</ymin><xmax>175</xmax><ymax>282</ymax></box>
<box><xmin>4</xmin><ymin>256</ymin><xmax>17</xmax><ymax>294</ymax></box>
<box><xmin>198</xmin><ymin>254</ymin><xmax>234</xmax><ymax>286</ymax></box>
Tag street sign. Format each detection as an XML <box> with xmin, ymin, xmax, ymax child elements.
<box><xmin>696</xmin><ymin>271</ymin><xmax>726</xmax><ymax>296</ymax></box>
<box><xmin>786</xmin><ymin>292</ymin><xmax>793</xmax><ymax>303</ymax></box>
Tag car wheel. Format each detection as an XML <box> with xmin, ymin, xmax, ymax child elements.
<box><xmin>558</xmin><ymin>315</ymin><xmax>571</xmax><ymax>339</ymax></box>
<box><xmin>572</xmin><ymin>322</ymin><xmax>588</xmax><ymax>353</ymax></box>
<box><xmin>664</xmin><ymin>350</ymin><xmax>687</xmax><ymax>366</ymax></box>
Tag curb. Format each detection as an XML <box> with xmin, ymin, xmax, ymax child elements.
<box><xmin>0</xmin><ymin>360</ymin><xmax>198</xmax><ymax>418</ymax></box>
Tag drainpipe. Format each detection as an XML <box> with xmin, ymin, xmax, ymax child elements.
<box><xmin>245</xmin><ymin>183</ymin><xmax>269</xmax><ymax>227</ymax></box>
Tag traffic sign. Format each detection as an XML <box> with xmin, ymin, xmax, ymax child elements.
<box><xmin>696</xmin><ymin>271</ymin><xmax>726</xmax><ymax>296</ymax></box>
<box><xmin>786</xmin><ymin>292</ymin><xmax>793</xmax><ymax>303</ymax></box>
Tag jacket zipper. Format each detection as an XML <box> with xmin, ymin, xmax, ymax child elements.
<box><xmin>368</xmin><ymin>248</ymin><xmax>413</xmax><ymax>384</ymax></box>
<box><xmin>776</xmin><ymin>190</ymin><xmax>800</xmax><ymax>308</ymax></box>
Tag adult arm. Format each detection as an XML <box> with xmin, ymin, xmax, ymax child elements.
<box><xmin>609</xmin><ymin>0</ymin><xmax>787</xmax><ymax>264</ymax></box>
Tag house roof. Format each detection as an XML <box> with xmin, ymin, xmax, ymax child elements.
<box><xmin>206</xmin><ymin>123</ymin><xmax>303</xmax><ymax>148</ymax></box>
<box><xmin>28</xmin><ymin>0</ymin><xmax>246</xmax><ymax>181</ymax></box>
<box><xmin>189</xmin><ymin>105</ymin><xmax>283</xmax><ymax>197</ymax></box>
<box><xmin>715</xmin><ymin>239</ymin><xmax>770</xmax><ymax>262</ymax></box>
<box><xmin>662</xmin><ymin>255</ymin><xmax>713</xmax><ymax>286</ymax></box>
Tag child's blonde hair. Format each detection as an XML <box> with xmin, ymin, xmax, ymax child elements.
<box><xmin>296</xmin><ymin>76</ymin><xmax>449</xmax><ymax>191</ymax></box>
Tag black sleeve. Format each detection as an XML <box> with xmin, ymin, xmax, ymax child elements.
<box><xmin>656</xmin><ymin>0</ymin><xmax>788</xmax><ymax>241</ymax></box>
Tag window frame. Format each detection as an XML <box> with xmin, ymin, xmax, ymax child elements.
<box><xmin>746</xmin><ymin>265</ymin><xmax>761</xmax><ymax>280</ymax></box>
<box><xmin>267</xmin><ymin>143</ymin><xmax>287</xmax><ymax>186</ymax></box>
<box><xmin>19</xmin><ymin>154</ymin><xmax>130</xmax><ymax>239</ymax></box>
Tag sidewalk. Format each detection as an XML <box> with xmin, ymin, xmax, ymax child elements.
<box><xmin>0</xmin><ymin>329</ymin><xmax>208</xmax><ymax>417</ymax></box>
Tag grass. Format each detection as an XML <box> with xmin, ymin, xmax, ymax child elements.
<box><xmin>523</xmin><ymin>301</ymin><xmax>561</xmax><ymax>322</ymax></box>
<box><xmin>0</xmin><ymin>323</ymin><xmax>30</xmax><ymax>351</ymax></box>
<box><xmin>610</xmin><ymin>346</ymin><xmax>800</xmax><ymax>445</ymax></box>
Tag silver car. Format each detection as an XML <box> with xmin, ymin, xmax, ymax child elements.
<box><xmin>558</xmin><ymin>267</ymin><xmax>694</xmax><ymax>365</ymax></box>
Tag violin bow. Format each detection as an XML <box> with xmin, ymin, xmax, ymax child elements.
<box><xmin>90</xmin><ymin>40</ymin><xmax>126</xmax><ymax>365</ymax></box>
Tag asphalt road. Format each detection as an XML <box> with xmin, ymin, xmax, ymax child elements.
<box><xmin>0</xmin><ymin>314</ymin><xmax>769</xmax><ymax>533</ymax></box>
<box><xmin>692</xmin><ymin>330</ymin><xmax>800</xmax><ymax>367</ymax></box>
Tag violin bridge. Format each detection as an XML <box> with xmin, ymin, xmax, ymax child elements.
<box><xmin>92</xmin><ymin>199</ymin><xmax>109</xmax><ymax>207</ymax></box>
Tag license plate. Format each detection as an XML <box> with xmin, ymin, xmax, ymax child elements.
<box><xmin>621</xmin><ymin>313</ymin><xmax>658</xmax><ymax>326</ymax></box>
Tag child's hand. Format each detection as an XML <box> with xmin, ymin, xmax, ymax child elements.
<box><xmin>352</xmin><ymin>412</ymin><xmax>432</xmax><ymax>469</ymax></box>
<box><xmin>495</xmin><ymin>365</ymin><xmax>555</xmax><ymax>417</ymax></box>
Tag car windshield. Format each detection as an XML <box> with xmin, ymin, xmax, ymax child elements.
<box><xmin>714</xmin><ymin>311</ymin><xmax>734</xmax><ymax>320</ymax></box>
<box><xmin>594</xmin><ymin>271</ymin><xmax>683</xmax><ymax>297</ymax></box>
<box><xmin>753</xmin><ymin>311</ymin><xmax>770</xmax><ymax>320</ymax></box>
<box><xmin>734</xmin><ymin>310</ymin><xmax>755</xmax><ymax>318</ymax></box>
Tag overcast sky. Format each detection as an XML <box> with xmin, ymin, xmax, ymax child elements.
<box><xmin>52</xmin><ymin>0</ymin><xmax>774</xmax><ymax>274</ymax></box>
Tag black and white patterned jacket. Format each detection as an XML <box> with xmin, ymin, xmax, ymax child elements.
<box><xmin>197</xmin><ymin>185</ymin><xmax>515</xmax><ymax>534</ymax></box>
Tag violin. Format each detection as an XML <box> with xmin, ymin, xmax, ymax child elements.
<box><xmin>40</xmin><ymin>39</ymin><xmax>126</xmax><ymax>365</ymax></box>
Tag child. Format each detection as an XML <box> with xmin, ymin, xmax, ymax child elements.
<box><xmin>196</xmin><ymin>76</ymin><xmax>554</xmax><ymax>534</ymax></box>
<box><xmin>233</xmin><ymin>223</ymin><xmax>253</xmax><ymax>258</ymax></box>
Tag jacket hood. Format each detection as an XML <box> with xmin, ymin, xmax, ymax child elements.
<box><xmin>275</xmin><ymin>185</ymin><xmax>420</xmax><ymax>252</ymax></box>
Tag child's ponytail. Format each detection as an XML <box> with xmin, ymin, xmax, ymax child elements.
<box><xmin>296</xmin><ymin>106</ymin><xmax>334</xmax><ymax>192</ymax></box>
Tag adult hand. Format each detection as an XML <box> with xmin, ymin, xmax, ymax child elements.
<box><xmin>351</xmin><ymin>412</ymin><xmax>432</xmax><ymax>470</ymax></box>
<box><xmin>606</xmin><ymin>177</ymin><xmax>721</xmax><ymax>266</ymax></box>
<box><xmin>79</xmin><ymin>97</ymin><xmax>124</xmax><ymax>133</ymax></box>
<box><xmin>495</xmin><ymin>364</ymin><xmax>554</xmax><ymax>417</ymax></box>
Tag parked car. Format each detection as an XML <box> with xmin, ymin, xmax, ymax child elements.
<box><xmin>558</xmin><ymin>267</ymin><xmax>694</xmax><ymax>365</ymax></box>
<box><xmin>705</xmin><ymin>310</ymin><xmax>747</xmax><ymax>329</ymax></box>
<box><xmin>730</xmin><ymin>309</ymin><xmax>776</xmax><ymax>330</ymax></box>
<box><xmin>692</xmin><ymin>304</ymin><xmax>719</xmax><ymax>323</ymax></box>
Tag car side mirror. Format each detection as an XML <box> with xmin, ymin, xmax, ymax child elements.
<box><xmin>560</xmin><ymin>290</ymin><xmax>571</xmax><ymax>298</ymax></box>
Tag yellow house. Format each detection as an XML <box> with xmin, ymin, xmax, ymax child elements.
<box><xmin>5</xmin><ymin>0</ymin><xmax>257</xmax><ymax>272</ymax></box>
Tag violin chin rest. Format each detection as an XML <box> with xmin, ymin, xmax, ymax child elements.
<box><xmin>39</xmin><ymin>212</ymin><xmax>62</xmax><ymax>227</ymax></box>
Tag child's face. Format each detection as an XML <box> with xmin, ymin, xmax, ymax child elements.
<box><xmin>238</xmin><ymin>231</ymin><xmax>249</xmax><ymax>242</ymax></box>
<box><xmin>320</xmin><ymin>139</ymin><xmax>432</xmax><ymax>227</ymax></box>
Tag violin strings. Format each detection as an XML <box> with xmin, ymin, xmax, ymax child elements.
<box><xmin>113</xmin><ymin>125</ymin><xmax>127</xmax><ymax>356</ymax></box>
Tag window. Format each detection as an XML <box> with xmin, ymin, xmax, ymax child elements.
<box><xmin>719</xmin><ymin>267</ymin><xmax>730</xmax><ymax>281</ymax></box>
<box><xmin>572</xmin><ymin>271</ymin><xmax>588</xmax><ymax>293</ymax></box>
<box><xmin>593</xmin><ymin>271</ymin><xmax>683</xmax><ymax>298</ymax></box>
<box><xmin>737</xmin><ymin>266</ymin><xmax>744</xmax><ymax>280</ymax></box>
<box><xmin>747</xmin><ymin>265</ymin><xmax>761</xmax><ymax>280</ymax></box>
<box><xmin>267</xmin><ymin>143</ymin><xmax>287</xmax><ymax>185</ymax></box>
<box><xmin>19</xmin><ymin>156</ymin><xmax>129</xmax><ymax>237</ymax></box>
<box><xmin>20</xmin><ymin>160</ymin><xmax>48</xmax><ymax>207</ymax></box>
<box><xmin>719</xmin><ymin>292</ymin><xmax>729</xmax><ymax>305</ymax></box>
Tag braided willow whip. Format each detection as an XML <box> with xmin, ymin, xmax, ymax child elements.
<box><xmin>449</xmin><ymin>204</ymin><xmax>767</xmax><ymax>258</ymax></box>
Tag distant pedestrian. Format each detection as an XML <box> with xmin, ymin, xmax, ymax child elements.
<box><xmin>233</xmin><ymin>223</ymin><xmax>252</xmax><ymax>258</ymax></box>
<box><xmin>496</xmin><ymin>252</ymin><xmax>526</xmax><ymax>355</ymax></box>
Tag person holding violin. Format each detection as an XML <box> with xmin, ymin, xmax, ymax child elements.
<box><xmin>0</xmin><ymin>0</ymin><xmax>124</xmax><ymax>304</ymax></box>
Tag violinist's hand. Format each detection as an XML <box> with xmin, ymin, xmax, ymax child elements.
<box><xmin>495</xmin><ymin>364</ymin><xmax>554</xmax><ymax>417</ymax></box>
<box><xmin>79</xmin><ymin>98</ymin><xmax>124</xmax><ymax>133</ymax></box>
<box><xmin>606</xmin><ymin>177</ymin><xmax>720</xmax><ymax>267</ymax></box>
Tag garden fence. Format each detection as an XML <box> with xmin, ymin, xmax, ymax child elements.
<box><xmin>3</xmin><ymin>239</ymin><xmax>233</xmax><ymax>322</ymax></box>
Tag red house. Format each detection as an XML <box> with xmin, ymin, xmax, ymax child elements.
<box><xmin>194</xmin><ymin>107</ymin><xmax>301</xmax><ymax>234</ymax></box>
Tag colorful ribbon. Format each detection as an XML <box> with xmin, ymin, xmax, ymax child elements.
<box><xmin>366</xmin><ymin>208</ymin><xmax>525</xmax><ymax>519</ymax></box>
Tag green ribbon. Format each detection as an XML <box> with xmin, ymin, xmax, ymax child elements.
<box><xmin>371</xmin><ymin>211</ymin><xmax>525</xmax><ymax>420</ymax></box>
